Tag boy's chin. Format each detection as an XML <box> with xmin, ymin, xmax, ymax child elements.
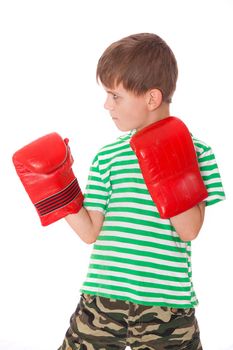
<box><xmin>116</xmin><ymin>126</ymin><xmax>132</xmax><ymax>132</ymax></box>
<box><xmin>114</xmin><ymin>123</ymin><xmax>132</xmax><ymax>132</ymax></box>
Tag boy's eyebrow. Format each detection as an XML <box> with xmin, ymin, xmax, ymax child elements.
<box><xmin>104</xmin><ymin>87</ymin><xmax>120</xmax><ymax>95</ymax></box>
<box><xmin>106</xmin><ymin>89</ymin><xmax>117</xmax><ymax>94</ymax></box>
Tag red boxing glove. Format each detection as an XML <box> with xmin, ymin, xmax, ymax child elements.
<box><xmin>130</xmin><ymin>117</ymin><xmax>208</xmax><ymax>219</ymax></box>
<box><xmin>12</xmin><ymin>133</ymin><xmax>84</xmax><ymax>226</ymax></box>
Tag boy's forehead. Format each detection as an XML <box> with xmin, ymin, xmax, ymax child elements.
<box><xmin>103</xmin><ymin>83</ymin><xmax>126</xmax><ymax>94</ymax></box>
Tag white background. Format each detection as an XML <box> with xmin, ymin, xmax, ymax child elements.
<box><xmin>0</xmin><ymin>0</ymin><xmax>232</xmax><ymax>349</ymax></box>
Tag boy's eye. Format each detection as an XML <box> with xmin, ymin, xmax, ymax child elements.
<box><xmin>113</xmin><ymin>94</ymin><xmax>118</xmax><ymax>100</ymax></box>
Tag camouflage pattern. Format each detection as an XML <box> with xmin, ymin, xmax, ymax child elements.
<box><xmin>58</xmin><ymin>293</ymin><xmax>202</xmax><ymax>350</ymax></box>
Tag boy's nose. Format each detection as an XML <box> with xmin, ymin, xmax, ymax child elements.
<box><xmin>104</xmin><ymin>96</ymin><xmax>114</xmax><ymax>111</ymax></box>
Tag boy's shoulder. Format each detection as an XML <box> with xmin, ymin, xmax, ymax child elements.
<box><xmin>98</xmin><ymin>130</ymin><xmax>134</xmax><ymax>156</ymax></box>
<box><xmin>192</xmin><ymin>135</ymin><xmax>213</xmax><ymax>157</ymax></box>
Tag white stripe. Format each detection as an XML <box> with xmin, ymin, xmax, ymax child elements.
<box><xmin>89</xmin><ymin>258</ymin><xmax>189</xmax><ymax>279</ymax></box>
<box><xmin>102</xmin><ymin>220</ymin><xmax>173</xmax><ymax>236</ymax></box>
<box><xmin>200</xmin><ymin>169</ymin><xmax>219</xmax><ymax>177</ymax></box>
<box><xmin>91</xmin><ymin>249</ymin><xmax>187</xmax><ymax>269</ymax></box>
<box><xmin>95</xmin><ymin>239</ymin><xmax>187</xmax><ymax>259</ymax></box>
<box><xmin>98</xmin><ymin>146</ymin><xmax>134</xmax><ymax>159</ymax></box>
<box><xmin>102</xmin><ymin>154</ymin><xmax>136</xmax><ymax>162</ymax></box>
<box><xmin>87</xmin><ymin>268</ymin><xmax>191</xmax><ymax>287</ymax></box>
<box><xmin>108</xmin><ymin>201</ymin><xmax>158</xmax><ymax>212</ymax></box>
<box><xmin>100</xmin><ymin>140</ymin><xmax>130</xmax><ymax>153</ymax></box>
<box><xmin>87</xmin><ymin>180</ymin><xmax>107</xmax><ymax>188</ymax></box>
<box><xmin>113</xmin><ymin>182</ymin><xmax>147</xmax><ymax>190</ymax></box>
<box><xmin>206</xmin><ymin>194</ymin><xmax>226</xmax><ymax>202</ymax></box>
<box><xmin>111</xmin><ymin>192</ymin><xmax>152</xmax><ymax>201</ymax></box>
<box><xmin>111</xmin><ymin>164</ymin><xmax>140</xmax><ymax>170</ymax></box>
<box><xmin>206</xmin><ymin>186</ymin><xmax>225</xmax><ymax>193</ymax></box>
<box><xmin>84</xmin><ymin>198</ymin><xmax>106</xmax><ymax>205</ymax></box>
<box><xmin>81</xmin><ymin>287</ymin><xmax>192</xmax><ymax>305</ymax></box>
<box><xmin>99</xmin><ymin>230</ymin><xmax>185</xmax><ymax>248</ymax></box>
<box><xmin>102</xmin><ymin>163</ymin><xmax>140</xmax><ymax>171</ymax></box>
<box><xmin>204</xmin><ymin>178</ymin><xmax>222</xmax><ymax>186</ymax></box>
<box><xmin>106</xmin><ymin>210</ymin><xmax>164</xmax><ymax>224</ymax></box>
<box><xmin>199</xmin><ymin>158</ymin><xmax>216</xmax><ymax>167</ymax></box>
<box><xmin>85</xmin><ymin>189</ymin><xmax>107</xmax><ymax>196</ymax></box>
<box><xmin>197</xmin><ymin>147</ymin><xmax>212</xmax><ymax>159</ymax></box>
<box><xmin>111</xmin><ymin>173</ymin><xmax>143</xmax><ymax>181</ymax></box>
<box><xmin>88</xmin><ymin>170</ymin><xmax>101</xmax><ymax>177</ymax></box>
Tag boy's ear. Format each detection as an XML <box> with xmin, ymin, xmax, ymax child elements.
<box><xmin>146</xmin><ymin>89</ymin><xmax>163</xmax><ymax>110</ymax></box>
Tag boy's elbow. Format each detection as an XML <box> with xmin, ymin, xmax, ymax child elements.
<box><xmin>178</xmin><ymin>228</ymin><xmax>201</xmax><ymax>242</ymax></box>
<box><xmin>84</xmin><ymin>236</ymin><xmax>97</xmax><ymax>245</ymax></box>
<box><xmin>82</xmin><ymin>229</ymin><xmax>99</xmax><ymax>244</ymax></box>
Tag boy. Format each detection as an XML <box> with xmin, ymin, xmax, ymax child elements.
<box><xmin>13</xmin><ymin>33</ymin><xmax>225</xmax><ymax>349</ymax></box>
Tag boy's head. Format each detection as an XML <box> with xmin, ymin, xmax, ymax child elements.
<box><xmin>96</xmin><ymin>33</ymin><xmax>178</xmax><ymax>104</ymax></box>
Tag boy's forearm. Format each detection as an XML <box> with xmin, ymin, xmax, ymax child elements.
<box><xmin>170</xmin><ymin>202</ymin><xmax>206</xmax><ymax>242</ymax></box>
<box><xmin>65</xmin><ymin>207</ymin><xmax>104</xmax><ymax>244</ymax></box>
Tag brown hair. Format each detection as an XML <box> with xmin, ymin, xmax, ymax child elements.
<box><xmin>96</xmin><ymin>33</ymin><xmax>178</xmax><ymax>103</ymax></box>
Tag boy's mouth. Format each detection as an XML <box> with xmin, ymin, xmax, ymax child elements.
<box><xmin>111</xmin><ymin>115</ymin><xmax>118</xmax><ymax>120</ymax></box>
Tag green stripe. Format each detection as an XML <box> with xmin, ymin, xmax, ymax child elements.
<box><xmin>85</xmin><ymin>193</ymin><xmax>108</xmax><ymax>200</ymax></box>
<box><xmin>104</xmin><ymin>215</ymin><xmax>171</xmax><ymax>231</ymax></box>
<box><xmin>84</xmin><ymin>202</ymin><xmax>105</xmax><ymax>209</ymax></box>
<box><xmin>100</xmin><ymin>151</ymin><xmax>135</xmax><ymax>165</ymax></box>
<box><xmin>112</xmin><ymin>187</ymin><xmax>148</xmax><ymax>195</ymax></box>
<box><xmin>90</xmin><ymin>254</ymin><xmax>186</xmax><ymax>273</ymax></box>
<box><xmin>101</xmin><ymin>226</ymin><xmax>178</xmax><ymax>242</ymax></box>
<box><xmin>103</xmin><ymin>216</ymin><xmax>174</xmax><ymax>234</ymax></box>
<box><xmin>86</xmin><ymin>273</ymin><xmax>190</xmax><ymax>292</ymax></box>
<box><xmin>89</xmin><ymin>166</ymin><xmax>99</xmax><ymax>173</ymax></box>
<box><xmin>194</xmin><ymin>141</ymin><xmax>210</xmax><ymax>152</ymax></box>
<box><xmin>198</xmin><ymin>154</ymin><xmax>215</xmax><ymax>163</ymax></box>
<box><xmin>108</xmin><ymin>197</ymin><xmax>154</xmax><ymax>206</ymax></box>
<box><xmin>88</xmin><ymin>176</ymin><xmax>102</xmax><ymax>182</ymax></box>
<box><xmin>86</xmin><ymin>184</ymin><xmax>107</xmax><ymax>192</ymax></box>
<box><xmin>112</xmin><ymin>159</ymin><xmax>138</xmax><ymax>167</ymax></box>
<box><xmin>89</xmin><ymin>263</ymin><xmax>190</xmax><ymax>282</ymax></box>
<box><xmin>202</xmin><ymin>173</ymin><xmax>220</xmax><ymax>180</ymax></box>
<box><xmin>206</xmin><ymin>182</ymin><xmax>223</xmax><ymax>189</ymax></box>
<box><xmin>206</xmin><ymin>198</ymin><xmax>225</xmax><ymax>206</ymax></box>
<box><xmin>207</xmin><ymin>191</ymin><xmax>225</xmax><ymax>197</ymax></box>
<box><xmin>97</xmin><ymin>235</ymin><xmax>186</xmax><ymax>253</ymax></box>
<box><xmin>99</xmin><ymin>143</ymin><xmax>130</xmax><ymax>156</ymax></box>
<box><xmin>200</xmin><ymin>164</ymin><xmax>218</xmax><ymax>171</ymax></box>
<box><xmin>111</xmin><ymin>177</ymin><xmax>145</xmax><ymax>185</ymax></box>
<box><xmin>94</xmin><ymin>244</ymin><xmax>187</xmax><ymax>263</ymax></box>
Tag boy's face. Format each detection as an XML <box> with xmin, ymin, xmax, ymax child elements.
<box><xmin>103</xmin><ymin>83</ymin><xmax>150</xmax><ymax>132</ymax></box>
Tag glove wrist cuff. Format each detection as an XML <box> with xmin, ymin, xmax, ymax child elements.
<box><xmin>34</xmin><ymin>178</ymin><xmax>83</xmax><ymax>225</ymax></box>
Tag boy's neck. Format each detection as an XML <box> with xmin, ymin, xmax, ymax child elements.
<box><xmin>137</xmin><ymin>102</ymin><xmax>170</xmax><ymax>131</ymax></box>
<box><xmin>152</xmin><ymin>102</ymin><xmax>170</xmax><ymax>122</ymax></box>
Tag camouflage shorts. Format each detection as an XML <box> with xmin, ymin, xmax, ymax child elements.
<box><xmin>58</xmin><ymin>293</ymin><xmax>202</xmax><ymax>350</ymax></box>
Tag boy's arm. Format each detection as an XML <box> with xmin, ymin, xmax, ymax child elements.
<box><xmin>170</xmin><ymin>202</ymin><xmax>205</xmax><ymax>241</ymax></box>
<box><xmin>65</xmin><ymin>208</ymin><xmax>104</xmax><ymax>244</ymax></box>
<box><xmin>12</xmin><ymin>132</ymin><xmax>105</xmax><ymax>243</ymax></box>
<box><xmin>130</xmin><ymin>117</ymin><xmax>208</xmax><ymax>242</ymax></box>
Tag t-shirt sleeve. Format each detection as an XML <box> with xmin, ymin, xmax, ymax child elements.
<box><xmin>83</xmin><ymin>154</ymin><xmax>110</xmax><ymax>214</ymax></box>
<box><xmin>197</xmin><ymin>146</ymin><xmax>226</xmax><ymax>206</ymax></box>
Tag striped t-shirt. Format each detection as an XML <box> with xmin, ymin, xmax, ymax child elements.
<box><xmin>80</xmin><ymin>129</ymin><xmax>225</xmax><ymax>308</ymax></box>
